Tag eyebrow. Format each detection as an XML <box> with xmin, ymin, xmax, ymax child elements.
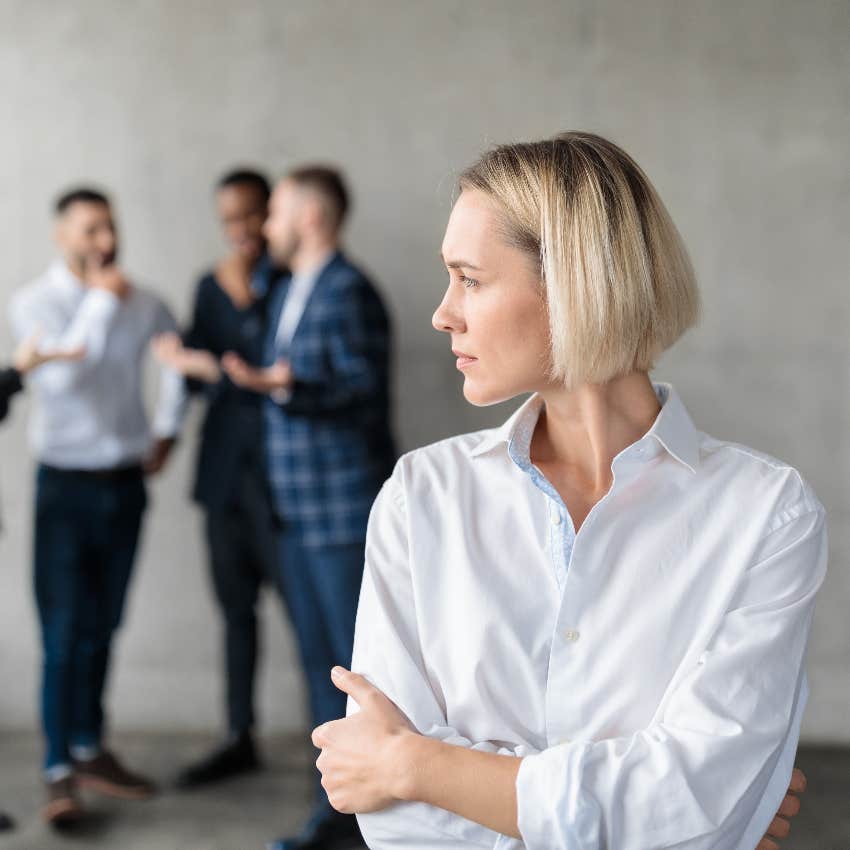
<box><xmin>440</xmin><ymin>252</ymin><xmax>483</xmax><ymax>270</ymax></box>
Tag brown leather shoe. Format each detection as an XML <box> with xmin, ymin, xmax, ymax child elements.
<box><xmin>43</xmin><ymin>775</ymin><xmax>84</xmax><ymax>825</ymax></box>
<box><xmin>73</xmin><ymin>750</ymin><xmax>156</xmax><ymax>800</ymax></box>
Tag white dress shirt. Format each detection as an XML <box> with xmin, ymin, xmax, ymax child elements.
<box><xmin>349</xmin><ymin>383</ymin><xmax>827</xmax><ymax>850</ymax></box>
<box><xmin>273</xmin><ymin>260</ymin><xmax>328</xmax><ymax>350</ymax></box>
<box><xmin>9</xmin><ymin>261</ymin><xmax>185</xmax><ymax>469</ymax></box>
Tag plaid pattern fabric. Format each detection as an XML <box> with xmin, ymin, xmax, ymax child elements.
<box><xmin>263</xmin><ymin>252</ymin><xmax>396</xmax><ymax>548</ymax></box>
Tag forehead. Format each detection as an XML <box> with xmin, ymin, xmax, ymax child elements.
<box><xmin>272</xmin><ymin>179</ymin><xmax>300</xmax><ymax>205</ymax></box>
<box><xmin>62</xmin><ymin>201</ymin><xmax>112</xmax><ymax>227</ymax></box>
<box><xmin>441</xmin><ymin>189</ymin><xmax>501</xmax><ymax>262</ymax></box>
<box><xmin>217</xmin><ymin>182</ymin><xmax>266</xmax><ymax>211</ymax></box>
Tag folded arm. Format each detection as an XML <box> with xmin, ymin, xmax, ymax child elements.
<box><xmin>316</xmin><ymin>470</ymin><xmax>825</xmax><ymax>849</ymax></box>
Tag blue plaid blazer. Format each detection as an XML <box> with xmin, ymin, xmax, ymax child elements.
<box><xmin>263</xmin><ymin>252</ymin><xmax>396</xmax><ymax>547</ymax></box>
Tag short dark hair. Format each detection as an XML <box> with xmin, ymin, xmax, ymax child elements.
<box><xmin>287</xmin><ymin>165</ymin><xmax>349</xmax><ymax>229</ymax></box>
<box><xmin>54</xmin><ymin>187</ymin><xmax>110</xmax><ymax>216</ymax></box>
<box><xmin>216</xmin><ymin>168</ymin><xmax>271</xmax><ymax>202</ymax></box>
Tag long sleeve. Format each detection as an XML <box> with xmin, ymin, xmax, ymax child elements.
<box><xmin>350</xmin><ymin>468</ymin><xmax>532</xmax><ymax>849</ymax></box>
<box><xmin>0</xmin><ymin>367</ymin><xmax>23</xmax><ymax>422</ymax></box>
<box><xmin>150</xmin><ymin>300</ymin><xmax>188</xmax><ymax>439</ymax></box>
<box><xmin>8</xmin><ymin>287</ymin><xmax>120</xmax><ymax>395</ymax></box>
<box><xmin>516</xmin><ymin>504</ymin><xmax>827</xmax><ymax>850</ymax></box>
<box><xmin>275</xmin><ymin>279</ymin><xmax>389</xmax><ymax>416</ymax></box>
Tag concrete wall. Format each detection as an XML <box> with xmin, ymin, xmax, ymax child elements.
<box><xmin>0</xmin><ymin>0</ymin><xmax>847</xmax><ymax>742</ymax></box>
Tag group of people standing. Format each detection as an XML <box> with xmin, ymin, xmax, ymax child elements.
<box><xmin>2</xmin><ymin>164</ymin><xmax>393</xmax><ymax>850</ymax></box>
<box><xmin>0</xmin><ymin>130</ymin><xmax>824</xmax><ymax>850</ymax></box>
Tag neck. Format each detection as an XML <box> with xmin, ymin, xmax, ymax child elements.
<box><xmin>290</xmin><ymin>236</ymin><xmax>337</xmax><ymax>276</ymax></box>
<box><xmin>62</xmin><ymin>256</ymin><xmax>86</xmax><ymax>282</ymax></box>
<box><xmin>532</xmin><ymin>372</ymin><xmax>661</xmax><ymax>492</ymax></box>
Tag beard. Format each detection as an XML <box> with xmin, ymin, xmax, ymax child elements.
<box><xmin>268</xmin><ymin>231</ymin><xmax>299</xmax><ymax>269</ymax></box>
<box><xmin>77</xmin><ymin>248</ymin><xmax>118</xmax><ymax>270</ymax></box>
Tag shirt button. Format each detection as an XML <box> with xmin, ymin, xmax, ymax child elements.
<box><xmin>551</xmin><ymin>512</ymin><xmax>562</xmax><ymax>526</ymax></box>
<box><xmin>564</xmin><ymin>629</ymin><xmax>580</xmax><ymax>642</ymax></box>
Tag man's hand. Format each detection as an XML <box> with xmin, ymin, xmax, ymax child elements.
<box><xmin>757</xmin><ymin>767</ymin><xmax>807</xmax><ymax>850</ymax></box>
<box><xmin>221</xmin><ymin>352</ymin><xmax>292</xmax><ymax>395</ymax></box>
<box><xmin>152</xmin><ymin>333</ymin><xmax>221</xmax><ymax>384</ymax></box>
<box><xmin>143</xmin><ymin>437</ymin><xmax>175</xmax><ymax>476</ymax></box>
<box><xmin>312</xmin><ymin>667</ymin><xmax>417</xmax><ymax>815</ymax></box>
<box><xmin>12</xmin><ymin>329</ymin><xmax>85</xmax><ymax>374</ymax></box>
<box><xmin>85</xmin><ymin>256</ymin><xmax>132</xmax><ymax>300</ymax></box>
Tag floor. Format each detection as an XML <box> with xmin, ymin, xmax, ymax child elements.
<box><xmin>0</xmin><ymin>733</ymin><xmax>848</xmax><ymax>849</ymax></box>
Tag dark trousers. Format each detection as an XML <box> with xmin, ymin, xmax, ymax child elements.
<box><xmin>34</xmin><ymin>464</ymin><xmax>146</xmax><ymax>771</ymax></box>
<box><xmin>277</xmin><ymin>528</ymin><xmax>365</xmax><ymax>817</ymax></box>
<box><xmin>204</xmin><ymin>457</ymin><xmax>278</xmax><ymax>736</ymax></box>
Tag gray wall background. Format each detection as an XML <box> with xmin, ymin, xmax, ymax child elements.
<box><xmin>0</xmin><ymin>0</ymin><xmax>847</xmax><ymax>743</ymax></box>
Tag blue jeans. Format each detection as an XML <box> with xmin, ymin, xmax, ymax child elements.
<box><xmin>34</xmin><ymin>465</ymin><xmax>146</xmax><ymax>771</ymax></box>
<box><xmin>277</xmin><ymin>528</ymin><xmax>364</xmax><ymax>816</ymax></box>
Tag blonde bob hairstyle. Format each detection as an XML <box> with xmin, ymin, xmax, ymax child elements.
<box><xmin>459</xmin><ymin>132</ymin><xmax>700</xmax><ymax>389</ymax></box>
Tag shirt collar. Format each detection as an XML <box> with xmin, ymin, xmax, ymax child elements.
<box><xmin>291</xmin><ymin>250</ymin><xmax>338</xmax><ymax>289</ymax></box>
<box><xmin>469</xmin><ymin>382</ymin><xmax>700</xmax><ymax>474</ymax></box>
<box><xmin>49</xmin><ymin>259</ymin><xmax>85</xmax><ymax>292</ymax></box>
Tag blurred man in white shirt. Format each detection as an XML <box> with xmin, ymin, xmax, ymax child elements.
<box><xmin>9</xmin><ymin>187</ymin><xmax>184</xmax><ymax>826</ymax></box>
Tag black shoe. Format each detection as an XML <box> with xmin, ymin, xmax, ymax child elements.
<box><xmin>267</xmin><ymin>810</ymin><xmax>364</xmax><ymax>850</ymax></box>
<box><xmin>0</xmin><ymin>811</ymin><xmax>15</xmax><ymax>832</ymax></box>
<box><xmin>175</xmin><ymin>732</ymin><xmax>260</xmax><ymax>789</ymax></box>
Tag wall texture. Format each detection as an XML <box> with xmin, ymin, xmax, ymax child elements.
<box><xmin>0</xmin><ymin>0</ymin><xmax>847</xmax><ymax>742</ymax></box>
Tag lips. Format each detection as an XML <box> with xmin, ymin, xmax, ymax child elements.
<box><xmin>453</xmin><ymin>349</ymin><xmax>477</xmax><ymax>369</ymax></box>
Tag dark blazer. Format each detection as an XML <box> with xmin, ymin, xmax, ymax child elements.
<box><xmin>184</xmin><ymin>259</ymin><xmax>281</xmax><ymax>512</ymax></box>
<box><xmin>263</xmin><ymin>251</ymin><xmax>396</xmax><ymax>547</ymax></box>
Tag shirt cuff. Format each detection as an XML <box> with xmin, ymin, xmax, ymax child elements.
<box><xmin>516</xmin><ymin>742</ymin><xmax>590</xmax><ymax>850</ymax></box>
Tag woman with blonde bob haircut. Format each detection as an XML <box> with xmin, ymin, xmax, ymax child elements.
<box><xmin>309</xmin><ymin>133</ymin><xmax>823</xmax><ymax>850</ymax></box>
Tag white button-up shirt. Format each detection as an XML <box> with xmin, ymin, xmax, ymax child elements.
<box><xmin>349</xmin><ymin>383</ymin><xmax>827</xmax><ymax>850</ymax></box>
<box><xmin>9</xmin><ymin>261</ymin><xmax>185</xmax><ymax>469</ymax></box>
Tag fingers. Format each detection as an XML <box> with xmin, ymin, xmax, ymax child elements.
<box><xmin>777</xmin><ymin>792</ymin><xmax>801</xmax><ymax>818</ymax></box>
<box><xmin>220</xmin><ymin>351</ymin><xmax>244</xmax><ymax>376</ymax></box>
<box><xmin>789</xmin><ymin>767</ymin><xmax>807</xmax><ymax>794</ymax></box>
<box><xmin>765</xmin><ymin>815</ymin><xmax>791</xmax><ymax>839</ymax></box>
<box><xmin>755</xmin><ymin>839</ymin><xmax>779</xmax><ymax>850</ymax></box>
<box><xmin>221</xmin><ymin>352</ymin><xmax>256</xmax><ymax>388</ymax></box>
<box><xmin>312</xmin><ymin>721</ymin><xmax>336</xmax><ymax>748</ymax></box>
<box><xmin>153</xmin><ymin>331</ymin><xmax>181</xmax><ymax>349</ymax></box>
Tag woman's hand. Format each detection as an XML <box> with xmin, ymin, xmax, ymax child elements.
<box><xmin>221</xmin><ymin>352</ymin><xmax>292</xmax><ymax>395</ymax></box>
<box><xmin>152</xmin><ymin>332</ymin><xmax>221</xmax><ymax>383</ymax></box>
<box><xmin>312</xmin><ymin>667</ymin><xmax>417</xmax><ymax>814</ymax></box>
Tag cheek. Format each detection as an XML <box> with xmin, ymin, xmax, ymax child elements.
<box><xmin>480</xmin><ymin>298</ymin><xmax>548</xmax><ymax>364</ymax></box>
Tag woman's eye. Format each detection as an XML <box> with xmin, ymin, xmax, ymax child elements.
<box><xmin>460</xmin><ymin>275</ymin><xmax>480</xmax><ymax>289</ymax></box>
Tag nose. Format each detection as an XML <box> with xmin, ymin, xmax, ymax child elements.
<box><xmin>432</xmin><ymin>284</ymin><xmax>465</xmax><ymax>334</ymax></box>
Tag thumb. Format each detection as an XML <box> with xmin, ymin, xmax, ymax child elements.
<box><xmin>330</xmin><ymin>667</ymin><xmax>378</xmax><ymax>707</ymax></box>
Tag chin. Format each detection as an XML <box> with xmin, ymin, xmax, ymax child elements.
<box><xmin>461</xmin><ymin>379</ymin><xmax>517</xmax><ymax>408</ymax></box>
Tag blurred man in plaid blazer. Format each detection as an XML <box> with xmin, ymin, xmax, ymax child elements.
<box><xmin>222</xmin><ymin>165</ymin><xmax>395</xmax><ymax>850</ymax></box>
